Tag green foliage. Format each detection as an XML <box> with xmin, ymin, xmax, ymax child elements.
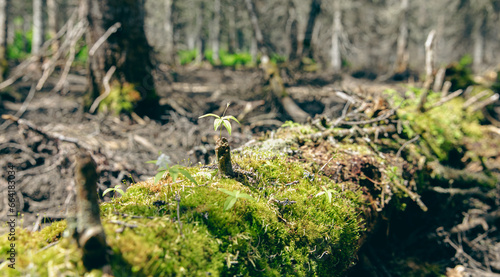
<box><xmin>102</xmin><ymin>185</ymin><xmax>125</xmax><ymax>198</ymax></box>
<box><xmin>217</xmin><ymin>188</ymin><xmax>255</xmax><ymax>210</ymax></box>
<box><xmin>199</xmin><ymin>103</ymin><xmax>240</xmax><ymax>137</ymax></box>
<box><xmin>7</xmin><ymin>30</ymin><xmax>31</xmax><ymax>60</ymax></box>
<box><xmin>178</xmin><ymin>49</ymin><xmax>198</xmax><ymax>65</ymax></box>
<box><xmin>147</xmin><ymin>153</ymin><xmax>198</xmax><ymax>185</ymax></box>
<box><xmin>75</xmin><ymin>44</ymin><xmax>88</xmax><ymax>64</ymax></box>
<box><xmin>270</xmin><ymin>53</ymin><xmax>287</xmax><ymax>64</ymax></box>
<box><xmin>219</xmin><ymin>50</ymin><xmax>253</xmax><ymax>68</ymax></box>
<box><xmin>99</xmin><ymin>81</ymin><xmax>141</xmax><ymax>114</ymax></box>
<box><xmin>445</xmin><ymin>54</ymin><xmax>476</xmax><ymax>91</ymax></box>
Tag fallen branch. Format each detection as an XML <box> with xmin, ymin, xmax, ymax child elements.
<box><xmin>463</xmin><ymin>90</ymin><xmax>490</xmax><ymax>109</ymax></box>
<box><xmin>89</xmin><ymin>22</ymin><xmax>122</xmax><ymax>56</ymax></box>
<box><xmin>428</xmin><ymin>89</ymin><xmax>463</xmax><ymax>109</ymax></box>
<box><xmin>89</xmin><ymin>66</ymin><xmax>116</xmax><ymax>113</ymax></box>
<box><xmin>0</xmin><ymin>82</ymin><xmax>37</xmax><ymax>130</ymax></box>
<box><xmin>470</xmin><ymin>93</ymin><xmax>499</xmax><ymax>112</ymax></box>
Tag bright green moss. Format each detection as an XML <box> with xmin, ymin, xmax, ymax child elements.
<box><xmin>1</xmin><ymin>147</ymin><xmax>365</xmax><ymax>276</ymax></box>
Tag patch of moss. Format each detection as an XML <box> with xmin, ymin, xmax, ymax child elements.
<box><xmin>1</xmin><ymin>146</ymin><xmax>365</xmax><ymax>276</ymax></box>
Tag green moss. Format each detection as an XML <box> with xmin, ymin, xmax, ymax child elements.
<box><xmin>1</xmin><ymin>145</ymin><xmax>365</xmax><ymax>276</ymax></box>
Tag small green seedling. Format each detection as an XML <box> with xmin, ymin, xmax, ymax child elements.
<box><xmin>199</xmin><ymin>103</ymin><xmax>240</xmax><ymax>137</ymax></box>
<box><xmin>315</xmin><ymin>187</ymin><xmax>337</xmax><ymax>203</ymax></box>
<box><xmin>102</xmin><ymin>185</ymin><xmax>125</xmax><ymax>198</ymax></box>
<box><xmin>218</xmin><ymin>188</ymin><xmax>255</xmax><ymax>211</ymax></box>
<box><xmin>147</xmin><ymin>153</ymin><xmax>198</xmax><ymax>185</ymax></box>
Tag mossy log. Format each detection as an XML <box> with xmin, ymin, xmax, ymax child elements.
<box><xmin>1</xmin><ymin>87</ymin><xmax>499</xmax><ymax>276</ymax></box>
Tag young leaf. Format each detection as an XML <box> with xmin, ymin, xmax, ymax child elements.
<box><xmin>238</xmin><ymin>193</ymin><xmax>255</xmax><ymax>201</ymax></box>
<box><xmin>154</xmin><ymin>170</ymin><xmax>166</xmax><ymax>184</ymax></box>
<box><xmin>224</xmin><ymin>196</ymin><xmax>238</xmax><ymax>210</ymax></box>
<box><xmin>315</xmin><ymin>191</ymin><xmax>325</xmax><ymax>197</ymax></box>
<box><xmin>214</xmin><ymin>118</ymin><xmax>223</xmax><ymax>132</ymax></box>
<box><xmin>169</xmin><ymin>167</ymin><xmax>180</xmax><ymax>182</ymax></box>
<box><xmin>114</xmin><ymin>185</ymin><xmax>125</xmax><ymax>196</ymax></box>
<box><xmin>102</xmin><ymin>188</ymin><xmax>114</xmax><ymax>197</ymax></box>
<box><xmin>218</xmin><ymin>188</ymin><xmax>237</xmax><ymax>197</ymax></box>
<box><xmin>178</xmin><ymin>168</ymin><xmax>198</xmax><ymax>185</ymax></box>
<box><xmin>326</xmin><ymin>191</ymin><xmax>332</xmax><ymax>203</ymax></box>
<box><xmin>146</xmin><ymin>160</ymin><xmax>157</xmax><ymax>164</ymax></box>
<box><xmin>223</xmin><ymin>115</ymin><xmax>241</xmax><ymax>125</ymax></box>
<box><xmin>222</xmin><ymin>119</ymin><xmax>232</xmax><ymax>135</ymax></box>
<box><xmin>199</xmin><ymin>113</ymin><xmax>220</xmax><ymax>119</ymax></box>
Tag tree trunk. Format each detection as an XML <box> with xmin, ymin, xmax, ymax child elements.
<box><xmin>0</xmin><ymin>0</ymin><xmax>8</xmax><ymax>80</ymax></box>
<box><xmin>32</xmin><ymin>0</ymin><xmax>43</xmax><ymax>54</ymax></box>
<box><xmin>301</xmin><ymin>0</ymin><xmax>321</xmax><ymax>58</ymax></box>
<box><xmin>394</xmin><ymin>0</ymin><xmax>409</xmax><ymax>74</ymax></box>
<box><xmin>163</xmin><ymin>0</ymin><xmax>174</xmax><ymax>63</ymax></box>
<box><xmin>284</xmin><ymin>2</ymin><xmax>296</xmax><ymax>60</ymax></box>
<box><xmin>472</xmin><ymin>17</ymin><xmax>484</xmax><ymax>73</ymax></box>
<box><xmin>85</xmin><ymin>0</ymin><xmax>159</xmax><ymax>117</ymax></box>
<box><xmin>244</xmin><ymin>0</ymin><xmax>309</xmax><ymax>122</ymax></box>
<box><xmin>227</xmin><ymin>4</ymin><xmax>237</xmax><ymax>53</ymax></box>
<box><xmin>244</xmin><ymin>0</ymin><xmax>266</xmax><ymax>55</ymax></box>
<box><xmin>330</xmin><ymin>0</ymin><xmax>341</xmax><ymax>72</ymax></box>
<box><xmin>46</xmin><ymin>0</ymin><xmax>58</xmax><ymax>51</ymax></box>
<box><xmin>194</xmin><ymin>2</ymin><xmax>203</xmax><ymax>64</ymax></box>
<box><xmin>211</xmin><ymin>0</ymin><xmax>220</xmax><ymax>63</ymax></box>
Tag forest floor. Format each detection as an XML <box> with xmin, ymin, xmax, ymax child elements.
<box><xmin>0</xmin><ymin>66</ymin><xmax>499</xmax><ymax>276</ymax></box>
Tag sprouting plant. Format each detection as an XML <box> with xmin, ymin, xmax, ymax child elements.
<box><xmin>147</xmin><ymin>153</ymin><xmax>198</xmax><ymax>185</ymax></box>
<box><xmin>315</xmin><ymin>186</ymin><xmax>337</xmax><ymax>203</ymax></box>
<box><xmin>102</xmin><ymin>185</ymin><xmax>125</xmax><ymax>198</ymax></box>
<box><xmin>218</xmin><ymin>188</ymin><xmax>255</xmax><ymax>211</ymax></box>
<box><xmin>199</xmin><ymin>103</ymin><xmax>241</xmax><ymax>137</ymax></box>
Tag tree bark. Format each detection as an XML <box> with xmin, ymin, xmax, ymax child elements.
<box><xmin>330</xmin><ymin>0</ymin><xmax>342</xmax><ymax>72</ymax></box>
<box><xmin>84</xmin><ymin>0</ymin><xmax>159</xmax><ymax>117</ymax></box>
<box><xmin>163</xmin><ymin>0</ymin><xmax>174</xmax><ymax>63</ymax></box>
<box><xmin>301</xmin><ymin>0</ymin><xmax>321</xmax><ymax>58</ymax></box>
<box><xmin>211</xmin><ymin>0</ymin><xmax>220</xmax><ymax>63</ymax></box>
<box><xmin>32</xmin><ymin>0</ymin><xmax>43</xmax><ymax>54</ymax></box>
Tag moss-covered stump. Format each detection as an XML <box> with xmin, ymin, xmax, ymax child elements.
<box><xmin>1</xmin><ymin>85</ymin><xmax>499</xmax><ymax>276</ymax></box>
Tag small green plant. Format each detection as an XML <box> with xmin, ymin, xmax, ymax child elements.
<box><xmin>315</xmin><ymin>186</ymin><xmax>337</xmax><ymax>203</ymax></box>
<box><xmin>102</xmin><ymin>185</ymin><xmax>125</xmax><ymax>198</ymax></box>
<box><xmin>199</xmin><ymin>103</ymin><xmax>240</xmax><ymax>137</ymax></box>
<box><xmin>178</xmin><ymin>49</ymin><xmax>198</xmax><ymax>65</ymax></box>
<box><xmin>218</xmin><ymin>188</ymin><xmax>255</xmax><ymax>211</ymax></box>
<box><xmin>147</xmin><ymin>153</ymin><xmax>198</xmax><ymax>185</ymax></box>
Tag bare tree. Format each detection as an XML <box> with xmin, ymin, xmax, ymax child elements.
<box><xmin>244</xmin><ymin>0</ymin><xmax>266</xmax><ymax>55</ymax></box>
<box><xmin>0</xmin><ymin>0</ymin><xmax>8</xmax><ymax>80</ymax></box>
<box><xmin>84</xmin><ymin>0</ymin><xmax>159</xmax><ymax>116</ymax></box>
<box><xmin>164</xmin><ymin>0</ymin><xmax>174</xmax><ymax>63</ymax></box>
<box><xmin>32</xmin><ymin>0</ymin><xmax>43</xmax><ymax>54</ymax></box>
<box><xmin>211</xmin><ymin>0</ymin><xmax>220</xmax><ymax>63</ymax></box>
<box><xmin>227</xmin><ymin>3</ymin><xmax>237</xmax><ymax>53</ymax></box>
<box><xmin>47</xmin><ymin>0</ymin><xmax>58</xmax><ymax>51</ymax></box>
<box><xmin>330</xmin><ymin>0</ymin><xmax>342</xmax><ymax>71</ymax></box>
<box><xmin>394</xmin><ymin>0</ymin><xmax>409</xmax><ymax>74</ymax></box>
<box><xmin>301</xmin><ymin>0</ymin><xmax>321</xmax><ymax>59</ymax></box>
